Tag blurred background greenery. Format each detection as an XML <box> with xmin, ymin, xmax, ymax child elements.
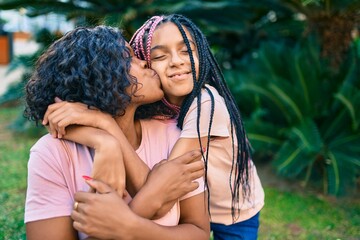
<box><xmin>0</xmin><ymin>0</ymin><xmax>359</xmax><ymax>239</ymax></box>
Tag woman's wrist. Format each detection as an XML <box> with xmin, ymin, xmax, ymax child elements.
<box><xmin>113</xmin><ymin>210</ymin><xmax>140</xmax><ymax>240</ymax></box>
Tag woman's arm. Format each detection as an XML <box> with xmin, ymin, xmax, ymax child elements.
<box><xmin>25</xmin><ymin>137</ymin><xmax>81</xmax><ymax>240</ymax></box>
<box><xmin>72</xmin><ymin>179</ymin><xmax>210</xmax><ymax>240</ymax></box>
<box><xmin>27</xmin><ymin>217</ymin><xmax>78</xmax><ymax>240</ymax></box>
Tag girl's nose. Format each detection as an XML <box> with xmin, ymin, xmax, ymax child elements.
<box><xmin>169</xmin><ymin>52</ymin><xmax>185</xmax><ymax>67</ymax></box>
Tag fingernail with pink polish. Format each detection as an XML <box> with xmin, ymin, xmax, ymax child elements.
<box><xmin>82</xmin><ymin>175</ymin><xmax>93</xmax><ymax>181</ymax></box>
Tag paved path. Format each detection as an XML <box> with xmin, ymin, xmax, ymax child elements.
<box><xmin>0</xmin><ymin>39</ymin><xmax>39</xmax><ymax>96</ymax></box>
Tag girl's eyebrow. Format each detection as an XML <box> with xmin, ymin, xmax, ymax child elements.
<box><xmin>151</xmin><ymin>40</ymin><xmax>196</xmax><ymax>52</ymax></box>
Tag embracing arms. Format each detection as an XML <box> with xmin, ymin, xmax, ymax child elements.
<box><xmin>72</xmin><ymin>178</ymin><xmax>209</xmax><ymax>240</ymax></box>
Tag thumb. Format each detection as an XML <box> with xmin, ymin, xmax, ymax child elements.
<box><xmin>83</xmin><ymin>176</ymin><xmax>113</xmax><ymax>194</ymax></box>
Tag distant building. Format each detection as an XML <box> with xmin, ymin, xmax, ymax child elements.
<box><xmin>0</xmin><ymin>10</ymin><xmax>74</xmax><ymax>34</ymax></box>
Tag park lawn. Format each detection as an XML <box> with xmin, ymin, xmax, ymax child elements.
<box><xmin>259</xmin><ymin>188</ymin><xmax>359</xmax><ymax>239</ymax></box>
<box><xmin>0</xmin><ymin>107</ymin><xmax>38</xmax><ymax>240</ymax></box>
<box><xmin>0</xmin><ymin>106</ymin><xmax>359</xmax><ymax>239</ymax></box>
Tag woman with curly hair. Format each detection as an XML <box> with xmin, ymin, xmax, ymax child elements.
<box><xmin>24</xmin><ymin>25</ymin><xmax>209</xmax><ymax>240</ymax></box>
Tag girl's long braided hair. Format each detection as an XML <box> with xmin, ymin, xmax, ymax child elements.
<box><xmin>131</xmin><ymin>14</ymin><xmax>251</xmax><ymax>222</ymax></box>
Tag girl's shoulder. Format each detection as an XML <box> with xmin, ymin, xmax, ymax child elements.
<box><xmin>201</xmin><ymin>84</ymin><xmax>222</xmax><ymax>100</ymax></box>
<box><xmin>196</xmin><ymin>85</ymin><xmax>226</xmax><ymax>108</ymax></box>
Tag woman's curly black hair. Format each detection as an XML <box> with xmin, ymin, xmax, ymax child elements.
<box><xmin>24</xmin><ymin>25</ymin><xmax>136</xmax><ymax>124</ymax></box>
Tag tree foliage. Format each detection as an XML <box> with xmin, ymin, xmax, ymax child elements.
<box><xmin>0</xmin><ymin>0</ymin><xmax>359</xmax><ymax>195</ymax></box>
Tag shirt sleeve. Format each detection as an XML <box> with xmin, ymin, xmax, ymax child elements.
<box><xmin>24</xmin><ymin>137</ymin><xmax>74</xmax><ymax>223</ymax></box>
<box><xmin>180</xmin><ymin>88</ymin><xmax>230</xmax><ymax>139</ymax></box>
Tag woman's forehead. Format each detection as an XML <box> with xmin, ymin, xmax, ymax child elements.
<box><xmin>125</xmin><ymin>42</ymin><xmax>134</xmax><ymax>56</ymax></box>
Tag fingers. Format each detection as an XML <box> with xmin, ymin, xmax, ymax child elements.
<box><xmin>48</xmin><ymin>109</ymin><xmax>77</xmax><ymax>138</ymax></box>
<box><xmin>190</xmin><ymin>167</ymin><xmax>205</xmax><ymax>180</ymax></box>
<box><xmin>187</xmin><ymin>181</ymin><xmax>200</xmax><ymax>192</ymax></box>
<box><xmin>173</xmin><ymin>149</ymin><xmax>202</xmax><ymax>164</ymax></box>
<box><xmin>54</xmin><ymin>97</ymin><xmax>63</xmax><ymax>103</ymax></box>
<box><xmin>43</xmin><ymin>100</ymin><xmax>88</xmax><ymax>138</ymax></box>
<box><xmin>47</xmin><ymin>107</ymin><xmax>71</xmax><ymax>138</ymax></box>
<box><xmin>186</xmin><ymin>158</ymin><xmax>204</xmax><ymax>171</ymax></box>
<box><xmin>85</xmin><ymin>178</ymin><xmax>113</xmax><ymax>194</ymax></box>
<box><xmin>71</xmin><ymin>208</ymin><xmax>86</xmax><ymax>233</ymax></box>
<box><xmin>42</xmin><ymin>101</ymin><xmax>66</xmax><ymax>125</ymax></box>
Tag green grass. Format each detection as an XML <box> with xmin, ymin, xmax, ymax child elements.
<box><xmin>259</xmin><ymin>188</ymin><xmax>360</xmax><ymax>239</ymax></box>
<box><xmin>0</xmin><ymin>106</ymin><xmax>359</xmax><ymax>240</ymax></box>
<box><xmin>0</xmin><ymin>107</ymin><xmax>38</xmax><ymax>240</ymax></box>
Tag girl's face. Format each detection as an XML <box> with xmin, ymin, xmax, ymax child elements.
<box><xmin>150</xmin><ymin>22</ymin><xmax>199</xmax><ymax>106</ymax></box>
<box><xmin>126</xmin><ymin>43</ymin><xmax>164</xmax><ymax>105</ymax></box>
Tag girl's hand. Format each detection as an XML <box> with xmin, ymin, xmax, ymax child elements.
<box><xmin>143</xmin><ymin>149</ymin><xmax>204</xmax><ymax>218</ymax></box>
<box><xmin>91</xmin><ymin>133</ymin><xmax>126</xmax><ymax>197</ymax></box>
<box><xmin>42</xmin><ymin>98</ymin><xmax>113</xmax><ymax>138</ymax></box>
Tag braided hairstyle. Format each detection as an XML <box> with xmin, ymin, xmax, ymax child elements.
<box><xmin>131</xmin><ymin>14</ymin><xmax>251</xmax><ymax>222</ymax></box>
<box><xmin>25</xmin><ymin>26</ymin><xmax>136</xmax><ymax>124</ymax></box>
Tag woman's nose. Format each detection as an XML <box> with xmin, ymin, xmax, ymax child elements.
<box><xmin>139</xmin><ymin>59</ymin><xmax>148</xmax><ymax>69</ymax></box>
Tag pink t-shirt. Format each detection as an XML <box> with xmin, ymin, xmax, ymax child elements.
<box><xmin>180</xmin><ymin>85</ymin><xmax>265</xmax><ymax>225</ymax></box>
<box><xmin>25</xmin><ymin>119</ymin><xmax>204</xmax><ymax>239</ymax></box>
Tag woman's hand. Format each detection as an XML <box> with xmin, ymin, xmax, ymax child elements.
<box><xmin>42</xmin><ymin>98</ymin><xmax>114</xmax><ymax>138</ymax></box>
<box><xmin>72</xmin><ymin>179</ymin><xmax>137</xmax><ymax>240</ymax></box>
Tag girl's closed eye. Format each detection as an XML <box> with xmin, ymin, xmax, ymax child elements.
<box><xmin>152</xmin><ymin>54</ymin><xmax>166</xmax><ymax>60</ymax></box>
<box><xmin>181</xmin><ymin>46</ymin><xmax>195</xmax><ymax>55</ymax></box>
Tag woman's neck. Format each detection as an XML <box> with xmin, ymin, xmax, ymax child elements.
<box><xmin>115</xmin><ymin>106</ymin><xmax>142</xmax><ymax>150</ymax></box>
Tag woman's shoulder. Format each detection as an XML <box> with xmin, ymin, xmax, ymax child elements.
<box><xmin>139</xmin><ymin>118</ymin><xmax>176</xmax><ymax>129</ymax></box>
<box><xmin>31</xmin><ymin>134</ymin><xmax>62</xmax><ymax>150</ymax></box>
<box><xmin>31</xmin><ymin>133</ymin><xmax>88</xmax><ymax>155</ymax></box>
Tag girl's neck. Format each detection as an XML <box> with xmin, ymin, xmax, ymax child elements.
<box><xmin>162</xmin><ymin>97</ymin><xmax>181</xmax><ymax>114</ymax></box>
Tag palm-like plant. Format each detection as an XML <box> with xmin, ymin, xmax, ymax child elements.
<box><xmin>229</xmin><ymin>36</ymin><xmax>360</xmax><ymax>195</ymax></box>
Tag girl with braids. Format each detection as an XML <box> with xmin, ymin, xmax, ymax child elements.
<box><xmin>130</xmin><ymin>14</ymin><xmax>265</xmax><ymax>239</ymax></box>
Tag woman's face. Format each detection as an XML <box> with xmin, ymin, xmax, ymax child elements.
<box><xmin>126</xmin><ymin>43</ymin><xmax>164</xmax><ymax>105</ymax></box>
<box><xmin>150</xmin><ymin>22</ymin><xmax>199</xmax><ymax>106</ymax></box>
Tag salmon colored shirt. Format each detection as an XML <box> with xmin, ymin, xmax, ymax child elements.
<box><xmin>25</xmin><ymin>119</ymin><xmax>204</xmax><ymax>239</ymax></box>
<box><xmin>180</xmin><ymin>85</ymin><xmax>265</xmax><ymax>225</ymax></box>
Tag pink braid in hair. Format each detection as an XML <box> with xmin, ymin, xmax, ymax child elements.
<box><xmin>130</xmin><ymin>16</ymin><xmax>164</xmax><ymax>67</ymax></box>
<box><xmin>145</xmin><ymin>16</ymin><xmax>164</xmax><ymax>67</ymax></box>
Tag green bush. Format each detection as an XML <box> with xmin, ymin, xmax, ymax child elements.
<box><xmin>227</xmin><ymin>37</ymin><xmax>360</xmax><ymax>195</ymax></box>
